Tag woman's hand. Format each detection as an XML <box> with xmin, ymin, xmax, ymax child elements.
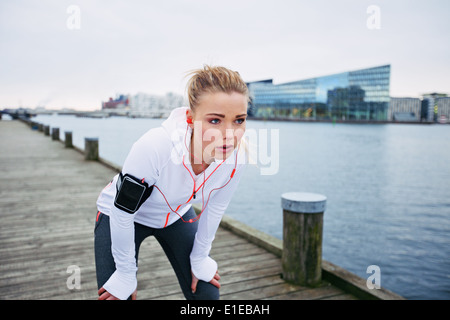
<box><xmin>191</xmin><ymin>270</ymin><xmax>221</xmax><ymax>294</ymax></box>
<box><xmin>98</xmin><ymin>287</ymin><xmax>137</xmax><ymax>300</ymax></box>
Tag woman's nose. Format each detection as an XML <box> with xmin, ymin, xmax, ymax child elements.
<box><xmin>223</xmin><ymin>128</ymin><xmax>234</xmax><ymax>141</ymax></box>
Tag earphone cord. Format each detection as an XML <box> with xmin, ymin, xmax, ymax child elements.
<box><xmin>153</xmin><ymin>123</ymin><xmax>239</xmax><ymax>226</ymax></box>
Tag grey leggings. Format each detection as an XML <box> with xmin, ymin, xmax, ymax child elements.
<box><xmin>94</xmin><ymin>207</ymin><xmax>219</xmax><ymax>300</ymax></box>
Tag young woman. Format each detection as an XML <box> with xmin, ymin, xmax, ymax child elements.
<box><xmin>94</xmin><ymin>65</ymin><xmax>249</xmax><ymax>300</ymax></box>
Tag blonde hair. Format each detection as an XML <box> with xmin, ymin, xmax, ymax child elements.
<box><xmin>185</xmin><ymin>65</ymin><xmax>249</xmax><ymax>111</ymax></box>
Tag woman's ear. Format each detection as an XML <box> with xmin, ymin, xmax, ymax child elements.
<box><xmin>186</xmin><ymin>109</ymin><xmax>194</xmax><ymax>128</ymax></box>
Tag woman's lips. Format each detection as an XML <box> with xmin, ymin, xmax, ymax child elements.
<box><xmin>216</xmin><ymin>145</ymin><xmax>234</xmax><ymax>152</ymax></box>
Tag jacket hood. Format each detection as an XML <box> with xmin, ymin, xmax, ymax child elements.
<box><xmin>161</xmin><ymin>106</ymin><xmax>191</xmax><ymax>159</ymax></box>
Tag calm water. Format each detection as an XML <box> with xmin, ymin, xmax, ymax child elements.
<box><xmin>33</xmin><ymin>114</ymin><xmax>450</xmax><ymax>300</ymax></box>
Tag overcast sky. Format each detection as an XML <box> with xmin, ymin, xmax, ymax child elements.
<box><xmin>1</xmin><ymin>0</ymin><xmax>449</xmax><ymax>110</ymax></box>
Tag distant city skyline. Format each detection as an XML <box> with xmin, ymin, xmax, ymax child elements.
<box><xmin>1</xmin><ymin>0</ymin><xmax>449</xmax><ymax>111</ymax></box>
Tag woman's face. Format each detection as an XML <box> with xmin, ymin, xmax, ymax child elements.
<box><xmin>187</xmin><ymin>91</ymin><xmax>248</xmax><ymax>163</ymax></box>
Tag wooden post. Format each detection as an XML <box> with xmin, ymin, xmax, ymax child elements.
<box><xmin>38</xmin><ymin>123</ymin><xmax>44</xmax><ymax>132</ymax></box>
<box><xmin>65</xmin><ymin>131</ymin><xmax>73</xmax><ymax>148</ymax></box>
<box><xmin>84</xmin><ymin>137</ymin><xmax>98</xmax><ymax>161</ymax></box>
<box><xmin>281</xmin><ymin>192</ymin><xmax>327</xmax><ymax>287</ymax></box>
<box><xmin>44</xmin><ymin>125</ymin><xmax>50</xmax><ymax>136</ymax></box>
<box><xmin>51</xmin><ymin>127</ymin><xmax>59</xmax><ymax>141</ymax></box>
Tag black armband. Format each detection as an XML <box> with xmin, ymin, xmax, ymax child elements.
<box><xmin>114</xmin><ymin>173</ymin><xmax>154</xmax><ymax>214</ymax></box>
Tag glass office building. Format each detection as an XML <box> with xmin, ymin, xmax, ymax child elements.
<box><xmin>247</xmin><ymin>64</ymin><xmax>390</xmax><ymax>121</ymax></box>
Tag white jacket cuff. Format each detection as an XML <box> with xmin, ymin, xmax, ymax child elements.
<box><xmin>190</xmin><ymin>255</ymin><xmax>218</xmax><ymax>282</ymax></box>
<box><xmin>102</xmin><ymin>270</ymin><xmax>137</xmax><ymax>300</ymax></box>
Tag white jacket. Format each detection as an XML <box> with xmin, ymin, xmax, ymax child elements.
<box><xmin>96</xmin><ymin>106</ymin><xmax>247</xmax><ymax>299</ymax></box>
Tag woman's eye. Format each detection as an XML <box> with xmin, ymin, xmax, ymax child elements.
<box><xmin>208</xmin><ymin>118</ymin><xmax>246</xmax><ymax>125</ymax></box>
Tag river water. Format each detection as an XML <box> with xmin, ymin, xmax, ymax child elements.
<box><xmin>32</xmin><ymin>114</ymin><xmax>450</xmax><ymax>300</ymax></box>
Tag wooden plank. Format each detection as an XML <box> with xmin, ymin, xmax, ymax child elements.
<box><xmin>221</xmin><ymin>279</ymin><xmax>299</xmax><ymax>300</ymax></box>
<box><xmin>265</xmin><ymin>283</ymin><xmax>345</xmax><ymax>300</ymax></box>
<box><xmin>322</xmin><ymin>260</ymin><xmax>405</xmax><ymax>300</ymax></box>
<box><xmin>321</xmin><ymin>293</ymin><xmax>359</xmax><ymax>300</ymax></box>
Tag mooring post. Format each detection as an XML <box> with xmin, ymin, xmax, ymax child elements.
<box><xmin>31</xmin><ymin>121</ymin><xmax>38</xmax><ymax>130</ymax></box>
<box><xmin>65</xmin><ymin>131</ymin><xmax>73</xmax><ymax>148</ymax></box>
<box><xmin>51</xmin><ymin>127</ymin><xmax>59</xmax><ymax>141</ymax></box>
<box><xmin>85</xmin><ymin>137</ymin><xmax>99</xmax><ymax>161</ymax></box>
<box><xmin>281</xmin><ymin>192</ymin><xmax>327</xmax><ymax>287</ymax></box>
<box><xmin>44</xmin><ymin>125</ymin><xmax>50</xmax><ymax>136</ymax></box>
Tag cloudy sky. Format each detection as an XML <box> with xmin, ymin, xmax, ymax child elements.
<box><xmin>1</xmin><ymin>0</ymin><xmax>449</xmax><ymax>110</ymax></box>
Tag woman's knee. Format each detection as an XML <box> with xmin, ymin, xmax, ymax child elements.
<box><xmin>189</xmin><ymin>281</ymin><xmax>220</xmax><ymax>300</ymax></box>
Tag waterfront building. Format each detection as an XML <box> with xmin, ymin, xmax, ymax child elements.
<box><xmin>128</xmin><ymin>92</ymin><xmax>185</xmax><ymax>118</ymax></box>
<box><xmin>388</xmin><ymin>97</ymin><xmax>421</xmax><ymax>122</ymax></box>
<box><xmin>102</xmin><ymin>94</ymin><xmax>129</xmax><ymax>109</ymax></box>
<box><xmin>435</xmin><ymin>97</ymin><xmax>450</xmax><ymax>123</ymax></box>
<box><xmin>246</xmin><ymin>65</ymin><xmax>390</xmax><ymax>121</ymax></box>
<box><xmin>421</xmin><ymin>93</ymin><xmax>449</xmax><ymax>123</ymax></box>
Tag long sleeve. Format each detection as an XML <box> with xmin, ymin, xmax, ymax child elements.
<box><xmin>102</xmin><ymin>134</ymin><xmax>160</xmax><ymax>300</ymax></box>
<box><xmin>102</xmin><ymin>205</ymin><xmax>138</xmax><ymax>300</ymax></box>
<box><xmin>190</xmin><ymin>162</ymin><xmax>247</xmax><ymax>282</ymax></box>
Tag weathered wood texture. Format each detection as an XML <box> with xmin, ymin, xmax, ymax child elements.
<box><xmin>64</xmin><ymin>131</ymin><xmax>73</xmax><ymax>148</ymax></box>
<box><xmin>282</xmin><ymin>209</ymin><xmax>323</xmax><ymax>287</ymax></box>
<box><xmin>51</xmin><ymin>127</ymin><xmax>59</xmax><ymax>141</ymax></box>
<box><xmin>0</xmin><ymin>120</ymin><xmax>359</xmax><ymax>300</ymax></box>
<box><xmin>84</xmin><ymin>137</ymin><xmax>98</xmax><ymax>161</ymax></box>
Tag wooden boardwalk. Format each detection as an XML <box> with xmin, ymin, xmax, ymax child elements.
<box><xmin>0</xmin><ymin>120</ymin><xmax>359</xmax><ymax>300</ymax></box>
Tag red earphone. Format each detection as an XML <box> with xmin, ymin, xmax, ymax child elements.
<box><xmin>153</xmin><ymin>117</ymin><xmax>239</xmax><ymax>227</ymax></box>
